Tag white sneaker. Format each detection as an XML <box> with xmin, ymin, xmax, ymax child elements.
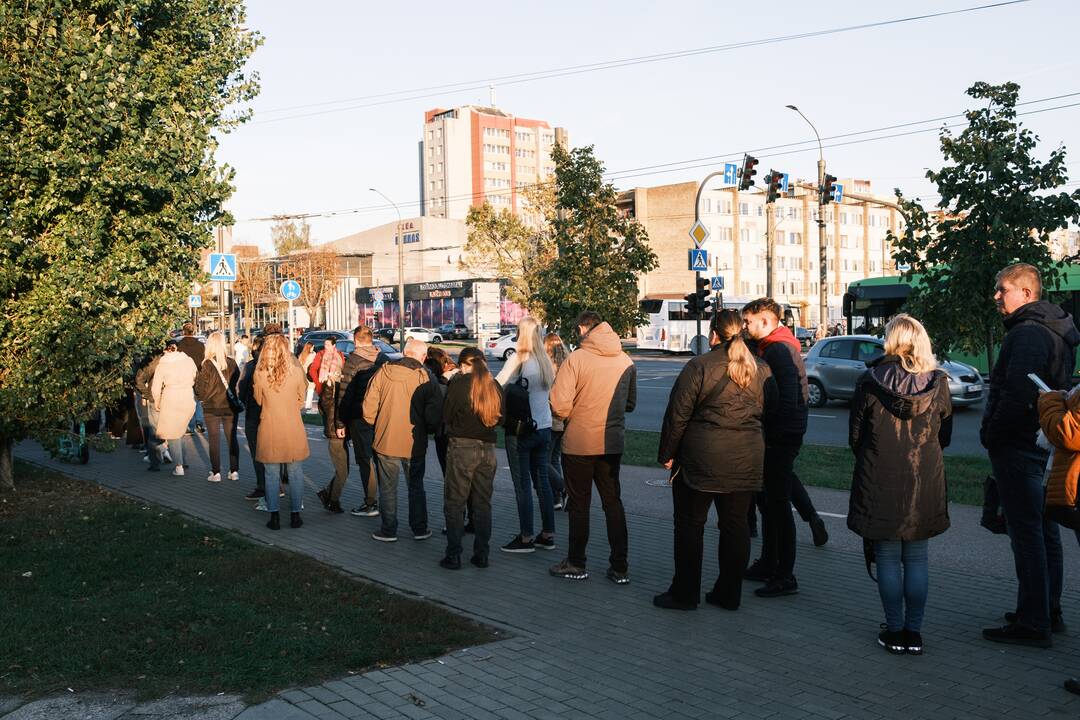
<box><xmin>255</xmin><ymin>498</ymin><xmax>268</xmax><ymax>512</ymax></box>
<box><xmin>227</xmin><ymin>471</ymin><xmax>239</xmax><ymax>481</ymax></box>
<box><xmin>142</xmin><ymin>454</ymin><xmax>150</xmax><ymax>464</ymax></box>
<box><xmin>207</xmin><ymin>473</ymin><xmax>221</xmax><ymax>483</ymax></box>
<box><xmin>162</xmin><ymin>450</ymin><xmax>173</xmax><ymax>464</ymax></box>
<box><xmin>172</xmin><ymin>466</ymin><xmax>185</xmax><ymax>477</ymax></box>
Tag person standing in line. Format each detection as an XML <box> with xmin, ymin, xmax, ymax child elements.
<box><xmin>548</xmin><ymin>311</ymin><xmax>636</xmax><ymax>584</ymax></box>
<box><xmin>177</xmin><ymin>322</ymin><xmax>206</xmax><ymax>433</ymax></box>
<box><xmin>310</xmin><ymin>338</ymin><xmax>347</xmax><ymax>513</ymax></box>
<box><xmin>848</xmin><ymin>314</ymin><xmax>952</xmax><ymax>655</ymax></box>
<box><xmin>254</xmin><ymin>333</ymin><xmax>310</xmax><ymax>530</ymax></box>
<box><xmin>151</xmin><ymin>340</ymin><xmax>198</xmax><ymax>476</ymax></box>
<box><xmin>424</xmin><ymin>347</ymin><xmax>459</xmax><ymax>480</ymax></box>
<box><xmin>362</xmin><ymin>339</ymin><xmax>442</xmax><ymax>543</ymax></box>
<box><xmin>740</xmin><ymin>298</ymin><xmax>809</xmax><ymax>598</ymax></box>
<box><xmin>982</xmin><ymin>263</ymin><xmax>1079</xmax><ymax>648</ymax></box>
<box><xmin>654</xmin><ymin>309</ymin><xmax>776</xmax><ymax>611</ymax></box>
<box><xmin>439</xmin><ymin>347</ymin><xmax>503</xmax><ymax>570</ymax></box>
<box><xmin>337</xmin><ymin>326</ymin><xmax>386</xmax><ymax>518</ymax></box>
<box><xmin>298</xmin><ymin>342</ymin><xmax>317</xmax><ymax>413</ymax></box>
<box><xmin>544</xmin><ymin>333</ymin><xmax>569</xmax><ymax>510</ymax></box>
<box><xmin>237</xmin><ymin>333</ymin><xmax>267</xmax><ymax>500</ymax></box>
<box><xmin>195</xmin><ymin>331</ymin><xmax>242</xmax><ymax>483</ymax></box>
<box><xmin>134</xmin><ymin>345</ymin><xmax>167</xmax><ymax>472</ymax></box>
<box><xmin>233</xmin><ymin>334</ymin><xmax>250</xmax><ymax>367</ymax></box>
<box><xmin>497</xmin><ymin>317</ymin><xmax>558</xmax><ymax>553</ymax></box>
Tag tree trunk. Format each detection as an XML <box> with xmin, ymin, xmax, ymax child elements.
<box><xmin>985</xmin><ymin>325</ymin><xmax>996</xmax><ymax>377</ymax></box>
<box><xmin>0</xmin><ymin>435</ymin><xmax>13</xmax><ymax>492</ymax></box>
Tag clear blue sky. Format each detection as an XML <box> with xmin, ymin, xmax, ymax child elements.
<box><xmin>218</xmin><ymin>0</ymin><xmax>1079</xmax><ymax>251</ymax></box>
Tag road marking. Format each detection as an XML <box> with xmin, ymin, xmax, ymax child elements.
<box><xmin>818</xmin><ymin>511</ymin><xmax>847</xmax><ymax>518</ymax></box>
<box><xmin>809</xmin><ymin>414</ymin><xmax>838</xmax><ymax>419</ymax></box>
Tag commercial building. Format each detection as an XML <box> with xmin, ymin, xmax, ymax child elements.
<box><xmin>420</xmin><ymin>104</ymin><xmax>568</xmax><ymax>220</ymax></box>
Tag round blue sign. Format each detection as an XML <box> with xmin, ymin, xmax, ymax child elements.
<box><xmin>280</xmin><ymin>280</ymin><xmax>301</xmax><ymax>301</ymax></box>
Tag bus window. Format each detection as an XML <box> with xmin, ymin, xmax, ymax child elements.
<box><xmin>639</xmin><ymin>299</ymin><xmax>663</xmax><ymax>315</ymax></box>
<box><xmin>668</xmin><ymin>302</ymin><xmax>689</xmax><ymax>322</ymax></box>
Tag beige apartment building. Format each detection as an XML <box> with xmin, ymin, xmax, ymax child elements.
<box><xmin>420</xmin><ymin>104</ymin><xmax>568</xmax><ymax>220</ymax></box>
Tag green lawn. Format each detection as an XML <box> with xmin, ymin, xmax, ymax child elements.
<box><xmin>0</xmin><ymin>461</ymin><xmax>495</xmax><ymax>701</ymax></box>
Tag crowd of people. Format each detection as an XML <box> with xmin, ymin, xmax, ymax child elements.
<box><xmin>124</xmin><ymin>262</ymin><xmax>1080</xmax><ymax>691</ymax></box>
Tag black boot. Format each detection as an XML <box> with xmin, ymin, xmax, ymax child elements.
<box><xmin>266</xmin><ymin>512</ymin><xmax>280</xmax><ymax>530</ymax></box>
<box><xmin>809</xmin><ymin>514</ymin><xmax>829</xmax><ymax>547</ymax></box>
<box><xmin>316</xmin><ymin>487</ymin><xmax>330</xmax><ymax>509</ymax></box>
<box><xmin>290</xmin><ymin>512</ymin><xmax>303</xmax><ymax>529</ymax></box>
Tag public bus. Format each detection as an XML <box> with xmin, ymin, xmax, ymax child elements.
<box><xmin>637</xmin><ymin>297</ymin><xmax>801</xmax><ymax>354</ymax></box>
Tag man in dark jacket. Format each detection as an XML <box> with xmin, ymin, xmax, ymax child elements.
<box><xmin>177</xmin><ymin>322</ymin><xmax>205</xmax><ymax>433</ymax></box>
<box><xmin>334</xmin><ymin>326</ymin><xmax>386</xmax><ymax>517</ymax></box>
<box><xmin>982</xmin><ymin>263</ymin><xmax>1080</xmax><ymax>648</ymax></box>
<box><xmin>741</xmin><ymin>298</ymin><xmax>808</xmax><ymax>598</ymax></box>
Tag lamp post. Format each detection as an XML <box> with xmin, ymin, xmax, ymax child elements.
<box><xmin>786</xmin><ymin>105</ymin><xmax>828</xmax><ymax>329</ymax></box>
<box><xmin>369</xmin><ymin>188</ymin><xmax>406</xmax><ymax>350</ymax></box>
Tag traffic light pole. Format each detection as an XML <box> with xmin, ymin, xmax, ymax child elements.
<box><xmin>692</xmin><ymin>169</ymin><xmax>728</xmax><ymax>352</ymax></box>
<box><xmin>817</xmin><ymin>157</ymin><xmax>827</xmax><ymax>329</ymax></box>
<box><xmin>765</xmin><ymin>201</ymin><xmax>774</xmax><ymax>298</ymax></box>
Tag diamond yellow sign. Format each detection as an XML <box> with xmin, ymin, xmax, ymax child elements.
<box><xmin>688</xmin><ymin>220</ymin><xmax>709</xmax><ymax>248</ymax></box>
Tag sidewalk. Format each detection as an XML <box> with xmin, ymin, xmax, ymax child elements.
<box><xmin>10</xmin><ymin>427</ymin><xmax>1080</xmax><ymax>720</ymax></box>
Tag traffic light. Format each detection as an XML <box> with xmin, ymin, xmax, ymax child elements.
<box><xmin>738</xmin><ymin>154</ymin><xmax>759</xmax><ymax>191</ymax></box>
<box><xmin>684</xmin><ymin>277</ymin><xmax>711</xmax><ymax>318</ymax></box>
<box><xmin>821</xmin><ymin>173</ymin><xmax>838</xmax><ymax>204</ymax></box>
<box><xmin>766</xmin><ymin>170</ymin><xmax>783</xmax><ymax>204</ymax></box>
<box><xmin>684</xmin><ymin>291</ymin><xmax>700</xmax><ymax>317</ymax></box>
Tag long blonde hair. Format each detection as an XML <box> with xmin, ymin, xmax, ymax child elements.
<box><xmin>884</xmin><ymin>314</ymin><xmax>937</xmax><ymax>374</ymax></box>
<box><xmin>204</xmin><ymin>331</ymin><xmax>228</xmax><ymax>372</ymax></box>
<box><xmin>458</xmin><ymin>347</ymin><xmax>501</xmax><ymax>427</ymax></box>
<box><xmin>711</xmin><ymin>310</ymin><xmax>757</xmax><ymax>388</ymax></box>
<box><xmin>544</xmin><ymin>333</ymin><xmax>568</xmax><ymax>371</ymax></box>
<box><xmin>256</xmin><ymin>333</ymin><xmax>292</xmax><ymax>389</ymax></box>
<box><xmin>514</xmin><ymin>316</ymin><xmax>555</xmax><ymax>388</ymax></box>
<box><xmin>298</xmin><ymin>341</ymin><xmax>314</xmax><ymax>367</ymax></box>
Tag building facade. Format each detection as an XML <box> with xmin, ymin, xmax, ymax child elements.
<box><xmin>420</xmin><ymin>105</ymin><xmax>567</xmax><ymax>220</ymax></box>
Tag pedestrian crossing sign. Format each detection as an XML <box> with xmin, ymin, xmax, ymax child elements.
<box><xmin>688</xmin><ymin>248</ymin><xmax>709</xmax><ymax>272</ymax></box>
<box><xmin>208</xmin><ymin>253</ymin><xmax>237</xmax><ymax>282</ymax></box>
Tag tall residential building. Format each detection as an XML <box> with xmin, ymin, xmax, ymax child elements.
<box><xmin>420</xmin><ymin>105</ymin><xmax>567</xmax><ymax>220</ymax></box>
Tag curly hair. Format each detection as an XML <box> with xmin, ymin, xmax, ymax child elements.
<box><xmin>256</xmin><ymin>333</ymin><xmax>291</xmax><ymax>389</ymax></box>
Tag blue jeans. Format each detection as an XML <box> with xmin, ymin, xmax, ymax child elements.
<box><xmin>188</xmin><ymin>400</ymin><xmax>205</xmax><ymax>431</ymax></box>
<box><xmin>375</xmin><ymin>452</ymin><xmax>428</xmax><ymax>537</ymax></box>
<box><xmin>990</xmin><ymin>447</ymin><xmax>1063</xmax><ymax>633</ymax></box>
<box><xmin>265</xmin><ymin>461</ymin><xmax>304</xmax><ymax>513</ymax></box>
<box><xmin>514</xmin><ymin>428</ymin><xmax>555</xmax><ymax>537</ymax></box>
<box><xmin>548</xmin><ymin>430</ymin><xmax>565</xmax><ymax>495</ymax></box>
<box><xmin>874</xmin><ymin>539</ymin><xmax>929</xmax><ymax>633</ymax></box>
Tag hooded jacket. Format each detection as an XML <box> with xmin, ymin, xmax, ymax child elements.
<box><xmin>754</xmin><ymin>325</ymin><xmax>808</xmax><ymax>442</ymax></box>
<box><xmin>333</xmin><ymin>344</ymin><xmax>385</xmax><ymax>433</ymax></box>
<box><xmin>549</xmin><ymin>322</ymin><xmax>637</xmax><ymax>456</ymax></box>
<box><xmin>847</xmin><ymin>355</ymin><xmax>953</xmax><ymax>541</ymax></box>
<box><xmin>982</xmin><ymin>300</ymin><xmax>1080</xmax><ymax>451</ymax></box>
<box><xmin>362</xmin><ymin>357</ymin><xmax>442</xmax><ymax>458</ymax></box>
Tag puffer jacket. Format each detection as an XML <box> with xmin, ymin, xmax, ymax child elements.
<box><xmin>657</xmin><ymin>342</ymin><xmax>777</xmax><ymax>492</ymax></box>
<box><xmin>1038</xmin><ymin>389</ymin><xmax>1080</xmax><ymax>508</ymax></box>
<box><xmin>847</xmin><ymin>355</ymin><xmax>953</xmax><ymax>541</ymax></box>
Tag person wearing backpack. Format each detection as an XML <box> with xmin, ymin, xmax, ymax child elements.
<box><xmin>334</xmin><ymin>326</ymin><xmax>386</xmax><ymax>517</ymax></box>
<box><xmin>496</xmin><ymin>317</ymin><xmax>558</xmax><ymax>553</ymax></box>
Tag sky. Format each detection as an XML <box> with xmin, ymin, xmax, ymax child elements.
<box><xmin>217</xmin><ymin>0</ymin><xmax>1080</xmax><ymax>253</ymax></box>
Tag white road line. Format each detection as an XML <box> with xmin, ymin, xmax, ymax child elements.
<box><xmin>818</xmin><ymin>511</ymin><xmax>847</xmax><ymax>518</ymax></box>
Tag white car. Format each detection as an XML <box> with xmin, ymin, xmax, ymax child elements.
<box><xmin>403</xmin><ymin>327</ymin><xmax>443</xmax><ymax>344</ymax></box>
<box><xmin>484</xmin><ymin>333</ymin><xmax>518</xmax><ymax>361</ymax></box>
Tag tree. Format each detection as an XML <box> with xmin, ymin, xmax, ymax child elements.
<box><xmin>271</xmin><ymin>217</ymin><xmax>312</xmax><ymax>256</ymax></box>
<box><xmin>890</xmin><ymin>81</ymin><xmax>1080</xmax><ymax>372</ymax></box>
<box><xmin>282</xmin><ymin>250</ymin><xmax>342</xmax><ymax>330</ymax></box>
<box><xmin>0</xmin><ymin>1</ymin><xmax>260</xmax><ymax>490</ymax></box>
<box><xmin>233</xmin><ymin>259</ymin><xmax>274</xmax><ymax>335</ymax></box>
<box><xmin>535</xmin><ymin>145</ymin><xmax>658</xmax><ymax>343</ymax></box>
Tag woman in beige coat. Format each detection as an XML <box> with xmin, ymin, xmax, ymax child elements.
<box><xmin>151</xmin><ymin>341</ymin><xmax>198</xmax><ymax>476</ymax></box>
<box><xmin>254</xmin><ymin>333</ymin><xmax>310</xmax><ymax>530</ymax></box>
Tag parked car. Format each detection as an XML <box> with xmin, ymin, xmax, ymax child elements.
<box><xmin>437</xmin><ymin>323</ymin><xmax>471</xmax><ymax>340</ymax></box>
<box><xmin>374</xmin><ymin>327</ymin><xmax>397</xmax><ymax>344</ymax></box>
<box><xmin>803</xmin><ymin>335</ymin><xmax>984</xmax><ymax>409</ymax></box>
<box><xmin>294</xmin><ymin>330</ymin><xmax>350</xmax><ymax>355</ymax></box>
<box><xmin>403</xmin><ymin>326</ymin><xmax>443</xmax><ymax>344</ymax></box>
<box><xmin>335</xmin><ymin>338</ymin><xmax>403</xmax><ymax>362</ymax></box>
<box><xmin>794</xmin><ymin>327</ymin><xmax>816</xmax><ymax>351</ymax></box>
<box><xmin>484</xmin><ymin>333</ymin><xmax>518</xmax><ymax>361</ymax></box>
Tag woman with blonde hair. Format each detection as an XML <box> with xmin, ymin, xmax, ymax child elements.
<box><xmin>848</xmin><ymin>313</ymin><xmax>952</xmax><ymax>655</ymax></box>
<box><xmin>544</xmin><ymin>333</ymin><xmax>569</xmax><ymax>509</ymax></box>
<box><xmin>654</xmin><ymin>309</ymin><xmax>776</xmax><ymax>611</ymax></box>
<box><xmin>194</xmin><ymin>331</ymin><xmax>241</xmax><ymax>483</ymax></box>
<box><xmin>254</xmin><ymin>333</ymin><xmax>310</xmax><ymax>530</ymax></box>
<box><xmin>496</xmin><ymin>316</ymin><xmax>558</xmax><ymax>553</ymax></box>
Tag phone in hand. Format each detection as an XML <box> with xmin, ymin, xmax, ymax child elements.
<box><xmin>1028</xmin><ymin>373</ymin><xmax>1052</xmax><ymax>392</ymax></box>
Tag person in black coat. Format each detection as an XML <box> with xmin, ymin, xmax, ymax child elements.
<box><xmin>653</xmin><ymin>309</ymin><xmax>777</xmax><ymax>611</ymax></box>
<box><xmin>848</xmin><ymin>313</ymin><xmax>952</xmax><ymax>656</ymax></box>
<box><xmin>237</xmin><ymin>336</ymin><xmax>266</xmax><ymax>499</ymax></box>
<box><xmin>193</xmin><ymin>331</ymin><xmax>241</xmax><ymax>483</ymax></box>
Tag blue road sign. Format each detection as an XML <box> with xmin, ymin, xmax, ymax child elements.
<box><xmin>779</xmin><ymin>172</ymin><xmax>790</xmax><ymax>194</ymax></box>
<box><xmin>688</xmin><ymin>248</ymin><xmax>709</xmax><ymax>272</ymax></box>
<box><xmin>711</xmin><ymin>276</ymin><xmax>725</xmax><ymax>291</ymax></box>
<box><xmin>208</xmin><ymin>253</ymin><xmax>237</xmax><ymax>282</ymax></box>
<box><xmin>188</xmin><ymin>294</ymin><xmax>202</xmax><ymax>308</ymax></box>
<box><xmin>722</xmin><ymin>163</ymin><xmax>738</xmax><ymax>186</ymax></box>
<box><xmin>372</xmin><ymin>299</ymin><xmax>384</xmax><ymax>312</ymax></box>
<box><xmin>280</xmin><ymin>279</ymin><xmax>301</xmax><ymax>301</ymax></box>
<box><xmin>834</xmin><ymin>183</ymin><xmax>844</xmax><ymax>203</ymax></box>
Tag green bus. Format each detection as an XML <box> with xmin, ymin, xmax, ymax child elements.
<box><xmin>844</xmin><ymin>267</ymin><xmax>1080</xmax><ymax>373</ymax></box>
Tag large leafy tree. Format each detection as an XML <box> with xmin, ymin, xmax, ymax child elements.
<box><xmin>0</xmin><ymin>1</ymin><xmax>260</xmax><ymax>489</ymax></box>
<box><xmin>890</xmin><ymin>81</ymin><xmax>1080</xmax><ymax>371</ymax></box>
<box><xmin>282</xmin><ymin>249</ymin><xmax>341</xmax><ymax>330</ymax></box>
<box><xmin>536</xmin><ymin>144</ymin><xmax>658</xmax><ymax>343</ymax></box>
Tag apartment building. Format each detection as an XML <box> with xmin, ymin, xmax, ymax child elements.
<box><xmin>420</xmin><ymin>104</ymin><xmax>567</xmax><ymax>220</ymax></box>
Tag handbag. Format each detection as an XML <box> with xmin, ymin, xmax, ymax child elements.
<box><xmin>213</xmin><ymin>361</ymin><xmax>245</xmax><ymax>414</ymax></box>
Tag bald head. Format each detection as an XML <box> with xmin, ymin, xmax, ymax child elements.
<box><xmin>404</xmin><ymin>338</ymin><xmax>428</xmax><ymax>362</ymax></box>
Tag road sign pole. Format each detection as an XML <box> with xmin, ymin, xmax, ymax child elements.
<box><xmin>288</xmin><ymin>299</ymin><xmax>294</xmax><ymax>346</ymax></box>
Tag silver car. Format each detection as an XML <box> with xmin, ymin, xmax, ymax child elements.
<box><xmin>803</xmin><ymin>335</ymin><xmax>984</xmax><ymax>408</ymax></box>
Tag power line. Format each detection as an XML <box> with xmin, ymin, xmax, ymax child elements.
<box><xmin>250</xmin><ymin>1</ymin><xmax>1029</xmax><ymax>125</ymax></box>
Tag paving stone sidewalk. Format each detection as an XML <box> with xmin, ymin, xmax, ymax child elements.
<box><xmin>9</xmin><ymin>426</ymin><xmax>1080</xmax><ymax>719</ymax></box>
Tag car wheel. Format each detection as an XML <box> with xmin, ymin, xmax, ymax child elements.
<box><xmin>502</xmin><ymin>348</ymin><xmax>516</xmax><ymax>361</ymax></box>
<box><xmin>432</xmin><ymin>335</ymin><xmax>442</xmax><ymax>344</ymax></box>
<box><xmin>807</xmin><ymin>379</ymin><xmax>826</xmax><ymax>408</ymax></box>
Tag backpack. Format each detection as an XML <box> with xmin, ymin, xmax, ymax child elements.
<box><xmin>503</xmin><ymin>376</ymin><xmax>536</xmax><ymax>437</ymax></box>
<box><xmin>339</xmin><ymin>356</ymin><xmax>384</xmax><ymax>424</ymax></box>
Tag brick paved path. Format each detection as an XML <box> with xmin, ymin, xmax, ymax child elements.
<box><xmin>11</xmin><ymin>424</ymin><xmax>1080</xmax><ymax>719</ymax></box>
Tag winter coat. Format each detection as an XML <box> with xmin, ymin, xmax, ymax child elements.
<box><xmin>549</xmin><ymin>323</ymin><xmax>637</xmax><ymax>456</ymax></box>
<box><xmin>194</xmin><ymin>358</ymin><xmax>240</xmax><ymax>416</ymax></box>
<box><xmin>982</xmin><ymin>300</ymin><xmax>1080</xmax><ymax>451</ymax></box>
<box><xmin>657</xmin><ymin>342</ymin><xmax>778</xmax><ymax>492</ymax></box>
<box><xmin>151</xmin><ymin>351</ymin><xmax>198</xmax><ymax>440</ymax></box>
<box><xmin>177</xmin><ymin>335</ymin><xmax>204</xmax><ymax>367</ymax></box>
<box><xmin>754</xmin><ymin>325</ymin><xmax>808</xmax><ymax>442</ymax></box>
<box><xmin>336</xmin><ymin>345</ymin><xmax>385</xmax><ymax>429</ymax></box>
<box><xmin>309</xmin><ymin>348</ymin><xmax>346</xmax><ymax>396</ymax></box>
<box><xmin>237</xmin><ymin>356</ymin><xmax>260</xmax><ymax>424</ymax></box>
<box><xmin>847</xmin><ymin>355</ymin><xmax>953</xmax><ymax>541</ymax></box>
<box><xmin>1038</xmin><ymin>390</ymin><xmax>1080</xmax><ymax>509</ymax></box>
<box><xmin>444</xmin><ymin>372</ymin><xmax>503</xmax><ymax>443</ymax></box>
<box><xmin>134</xmin><ymin>354</ymin><xmax>162</xmax><ymax>400</ymax></box>
<box><xmin>253</xmin><ymin>360</ymin><xmax>310</xmax><ymax>463</ymax></box>
<box><xmin>362</xmin><ymin>357</ymin><xmax>442</xmax><ymax>458</ymax></box>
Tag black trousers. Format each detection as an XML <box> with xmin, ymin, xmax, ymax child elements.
<box><xmin>669</xmin><ymin>481</ymin><xmax>751</xmax><ymax>608</ymax></box>
<box><xmin>760</xmin><ymin>440</ymin><xmax>802</xmax><ymax>579</ymax></box>
<box><xmin>563</xmin><ymin>453</ymin><xmax>628</xmax><ymax>573</ymax></box>
<box><xmin>204</xmin><ymin>412</ymin><xmax>239</xmax><ymax>475</ymax></box>
<box><xmin>444</xmin><ymin>438</ymin><xmax>495</xmax><ymax>561</ymax></box>
<box><xmin>244</xmin><ymin>417</ymin><xmax>266</xmax><ymax>490</ymax></box>
<box><xmin>749</xmin><ymin>472</ymin><xmax>818</xmax><ymax>529</ymax></box>
<box><xmin>347</xmin><ymin>420</ymin><xmax>377</xmax><ymax>504</ymax></box>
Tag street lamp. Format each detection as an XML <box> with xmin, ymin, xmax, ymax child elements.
<box><xmin>786</xmin><ymin>104</ymin><xmax>828</xmax><ymax>329</ymax></box>
<box><xmin>369</xmin><ymin>187</ymin><xmax>406</xmax><ymax>350</ymax></box>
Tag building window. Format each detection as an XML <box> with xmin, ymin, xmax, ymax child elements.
<box><xmin>756</xmin><ymin>205</ymin><xmax>763</xmax><ymax>217</ymax></box>
<box><xmin>789</xmin><ymin>232</ymin><xmax>802</xmax><ymax>245</ymax></box>
<box><xmin>739</xmin><ymin>203</ymin><xmax>748</xmax><ymax>216</ymax></box>
<box><xmin>840</xmin><ymin>235</ymin><xmax>849</xmax><ymax>248</ymax></box>
<box><xmin>722</xmin><ymin>200</ymin><xmax>732</xmax><ymax>214</ymax></box>
<box><xmin>718</xmin><ymin>227</ymin><xmax>733</xmax><ymax>242</ymax></box>
<box><xmin>705</xmin><ymin>198</ymin><xmax>712</xmax><ymax>213</ymax></box>
<box><xmin>741</xmin><ymin>281</ymin><xmax>750</xmax><ymax>295</ymax></box>
<box><xmin>776</xmin><ymin>231</ymin><xmax>784</xmax><ymax>246</ymax></box>
<box><xmin>841</xmin><ymin>212</ymin><xmax>848</xmax><ymax>225</ymax></box>
<box><xmin>740</xmin><ymin>229</ymin><xmax>750</xmax><ymax>243</ymax></box>
<box><xmin>788</xmin><ymin>207</ymin><xmax>798</xmax><ymax>220</ymax></box>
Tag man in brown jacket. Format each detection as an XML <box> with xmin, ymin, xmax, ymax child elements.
<box><xmin>548</xmin><ymin>311</ymin><xmax>637</xmax><ymax>583</ymax></box>
<box><xmin>362</xmin><ymin>339</ymin><xmax>442</xmax><ymax>542</ymax></box>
